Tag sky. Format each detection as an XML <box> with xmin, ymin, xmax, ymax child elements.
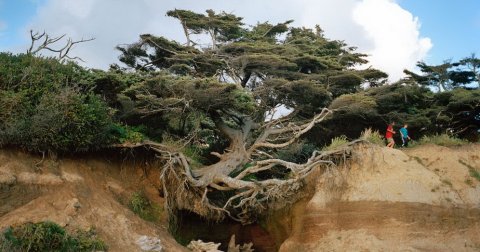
<box><xmin>0</xmin><ymin>0</ymin><xmax>479</xmax><ymax>81</ymax></box>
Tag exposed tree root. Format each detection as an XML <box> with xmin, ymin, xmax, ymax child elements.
<box><xmin>115</xmin><ymin>109</ymin><xmax>365</xmax><ymax>224</ymax></box>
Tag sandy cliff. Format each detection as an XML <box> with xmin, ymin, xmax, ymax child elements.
<box><xmin>1</xmin><ymin>144</ymin><xmax>480</xmax><ymax>251</ymax></box>
<box><xmin>276</xmin><ymin>144</ymin><xmax>480</xmax><ymax>252</ymax></box>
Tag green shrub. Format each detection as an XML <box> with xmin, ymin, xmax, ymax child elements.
<box><xmin>418</xmin><ymin>134</ymin><xmax>468</xmax><ymax>147</ymax></box>
<box><xmin>25</xmin><ymin>89</ymin><xmax>112</xmax><ymax>152</ymax></box>
<box><xmin>1</xmin><ymin>88</ymin><xmax>114</xmax><ymax>153</ymax></box>
<box><xmin>0</xmin><ymin>221</ymin><xmax>107</xmax><ymax>252</ymax></box>
<box><xmin>322</xmin><ymin>135</ymin><xmax>349</xmax><ymax>151</ymax></box>
<box><xmin>0</xmin><ymin>53</ymin><xmax>92</xmax><ymax>97</ymax></box>
<box><xmin>129</xmin><ymin>191</ymin><xmax>162</xmax><ymax>222</ymax></box>
<box><xmin>109</xmin><ymin>124</ymin><xmax>146</xmax><ymax>144</ymax></box>
<box><xmin>0</xmin><ymin>53</ymin><xmax>116</xmax><ymax>153</ymax></box>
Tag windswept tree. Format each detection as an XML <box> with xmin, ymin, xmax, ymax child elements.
<box><xmin>404</xmin><ymin>59</ymin><xmax>477</xmax><ymax>92</ymax></box>
<box><xmin>458</xmin><ymin>54</ymin><xmax>480</xmax><ymax>88</ymax></box>
<box><xmin>115</xmin><ymin>9</ymin><xmax>387</xmax><ymax>223</ymax></box>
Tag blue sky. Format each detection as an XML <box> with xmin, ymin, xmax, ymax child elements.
<box><xmin>398</xmin><ymin>0</ymin><xmax>480</xmax><ymax>64</ymax></box>
<box><xmin>0</xmin><ymin>0</ymin><xmax>45</xmax><ymax>49</ymax></box>
<box><xmin>0</xmin><ymin>0</ymin><xmax>478</xmax><ymax>80</ymax></box>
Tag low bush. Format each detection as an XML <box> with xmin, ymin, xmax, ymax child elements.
<box><xmin>0</xmin><ymin>221</ymin><xmax>107</xmax><ymax>252</ymax></box>
<box><xmin>0</xmin><ymin>53</ymin><xmax>116</xmax><ymax>153</ymax></box>
<box><xmin>1</xmin><ymin>88</ymin><xmax>114</xmax><ymax>153</ymax></box>
<box><xmin>109</xmin><ymin>124</ymin><xmax>146</xmax><ymax>144</ymax></box>
<box><xmin>129</xmin><ymin>191</ymin><xmax>162</xmax><ymax>222</ymax></box>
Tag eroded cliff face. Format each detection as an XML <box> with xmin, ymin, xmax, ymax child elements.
<box><xmin>1</xmin><ymin>144</ymin><xmax>480</xmax><ymax>252</ymax></box>
<box><xmin>0</xmin><ymin>149</ymin><xmax>186</xmax><ymax>252</ymax></box>
<box><xmin>272</xmin><ymin>144</ymin><xmax>480</xmax><ymax>252</ymax></box>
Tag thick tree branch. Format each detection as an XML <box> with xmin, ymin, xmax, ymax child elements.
<box><xmin>249</xmin><ymin>108</ymin><xmax>332</xmax><ymax>152</ymax></box>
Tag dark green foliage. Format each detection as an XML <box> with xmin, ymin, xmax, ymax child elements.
<box><xmin>123</xmin><ymin>74</ymin><xmax>255</xmax><ymax>115</ymax></box>
<box><xmin>118</xmin><ymin>73</ymin><xmax>256</xmax><ymax>146</ymax></box>
<box><xmin>167</xmin><ymin>9</ymin><xmax>245</xmax><ymax>44</ymax></box>
<box><xmin>276</xmin><ymin>141</ymin><xmax>317</xmax><ymax>163</ymax></box>
<box><xmin>117</xmin><ymin>10</ymin><xmax>387</xmax><ymax>121</ymax></box>
<box><xmin>0</xmin><ymin>87</ymin><xmax>114</xmax><ymax>153</ymax></box>
<box><xmin>30</xmin><ymin>89</ymin><xmax>113</xmax><ymax>152</ymax></box>
<box><xmin>403</xmin><ymin>55</ymin><xmax>480</xmax><ymax>91</ymax></box>
<box><xmin>1</xmin><ymin>10</ymin><xmax>478</xmax><ymax>160</ymax></box>
<box><xmin>433</xmin><ymin>89</ymin><xmax>480</xmax><ymax>141</ymax></box>
<box><xmin>0</xmin><ymin>53</ymin><xmax>119</xmax><ymax>153</ymax></box>
<box><xmin>0</xmin><ymin>221</ymin><xmax>107</xmax><ymax>252</ymax></box>
<box><xmin>0</xmin><ymin>53</ymin><xmax>90</xmax><ymax>97</ymax></box>
<box><xmin>86</xmin><ymin>68</ymin><xmax>148</xmax><ymax>108</ymax></box>
<box><xmin>259</xmin><ymin>79</ymin><xmax>331</xmax><ymax>117</ymax></box>
<box><xmin>311</xmin><ymin>83</ymin><xmax>479</xmax><ymax>146</ymax></box>
<box><xmin>109</xmin><ymin>124</ymin><xmax>146</xmax><ymax>144</ymax></box>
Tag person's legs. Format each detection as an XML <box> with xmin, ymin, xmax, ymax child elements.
<box><xmin>401</xmin><ymin>137</ymin><xmax>406</xmax><ymax>147</ymax></box>
<box><xmin>387</xmin><ymin>138</ymin><xmax>395</xmax><ymax>148</ymax></box>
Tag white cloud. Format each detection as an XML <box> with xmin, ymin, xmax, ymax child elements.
<box><xmin>19</xmin><ymin>0</ymin><xmax>431</xmax><ymax>81</ymax></box>
<box><xmin>352</xmin><ymin>0</ymin><xmax>432</xmax><ymax>80</ymax></box>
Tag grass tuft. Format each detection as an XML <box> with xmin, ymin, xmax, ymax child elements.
<box><xmin>459</xmin><ymin>159</ymin><xmax>480</xmax><ymax>182</ymax></box>
<box><xmin>322</xmin><ymin>135</ymin><xmax>349</xmax><ymax>151</ymax></box>
<box><xmin>360</xmin><ymin>128</ymin><xmax>384</xmax><ymax>146</ymax></box>
<box><xmin>418</xmin><ymin>134</ymin><xmax>468</xmax><ymax>147</ymax></box>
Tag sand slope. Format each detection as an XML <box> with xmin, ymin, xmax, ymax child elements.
<box><xmin>278</xmin><ymin>144</ymin><xmax>480</xmax><ymax>252</ymax></box>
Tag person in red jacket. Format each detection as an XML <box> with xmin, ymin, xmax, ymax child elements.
<box><xmin>385</xmin><ymin>122</ymin><xmax>396</xmax><ymax>148</ymax></box>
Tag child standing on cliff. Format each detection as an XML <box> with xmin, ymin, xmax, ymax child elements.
<box><xmin>399</xmin><ymin>124</ymin><xmax>411</xmax><ymax>147</ymax></box>
<box><xmin>385</xmin><ymin>122</ymin><xmax>396</xmax><ymax>148</ymax></box>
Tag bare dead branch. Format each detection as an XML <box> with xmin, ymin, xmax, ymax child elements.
<box><xmin>27</xmin><ymin>30</ymin><xmax>94</xmax><ymax>62</ymax></box>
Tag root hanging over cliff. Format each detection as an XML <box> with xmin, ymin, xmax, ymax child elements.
<box><xmin>117</xmin><ymin>109</ymin><xmax>363</xmax><ymax>224</ymax></box>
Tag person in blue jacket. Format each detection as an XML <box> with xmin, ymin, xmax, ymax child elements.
<box><xmin>399</xmin><ymin>124</ymin><xmax>411</xmax><ymax>147</ymax></box>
